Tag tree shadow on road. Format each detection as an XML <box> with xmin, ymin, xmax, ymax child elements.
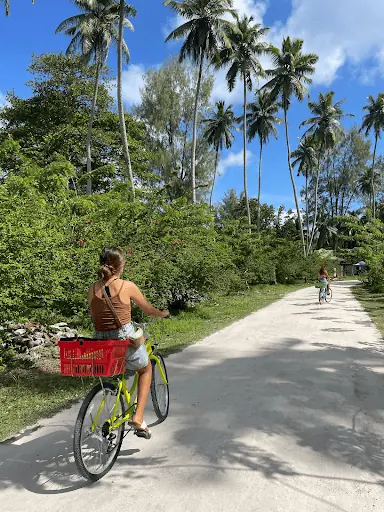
<box><xmin>0</xmin><ymin>425</ymin><xmax>163</xmax><ymax>494</ymax></box>
<box><xmin>168</xmin><ymin>337</ymin><xmax>384</xmax><ymax>489</ymax></box>
<box><xmin>2</xmin><ymin>336</ymin><xmax>384</xmax><ymax>500</ymax></box>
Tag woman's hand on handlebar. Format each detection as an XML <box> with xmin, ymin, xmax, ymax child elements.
<box><xmin>160</xmin><ymin>310</ymin><xmax>170</xmax><ymax>318</ymax></box>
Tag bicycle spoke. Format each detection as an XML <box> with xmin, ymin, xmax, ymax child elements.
<box><xmin>75</xmin><ymin>384</ymin><xmax>125</xmax><ymax>479</ymax></box>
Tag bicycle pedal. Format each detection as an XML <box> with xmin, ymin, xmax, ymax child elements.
<box><xmin>134</xmin><ymin>429</ymin><xmax>151</xmax><ymax>440</ymax></box>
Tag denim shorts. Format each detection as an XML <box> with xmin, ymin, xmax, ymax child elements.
<box><xmin>93</xmin><ymin>323</ymin><xmax>149</xmax><ymax>376</ymax></box>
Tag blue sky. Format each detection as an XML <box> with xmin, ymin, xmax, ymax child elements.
<box><xmin>1</xmin><ymin>0</ymin><xmax>384</xmax><ymax>209</ymax></box>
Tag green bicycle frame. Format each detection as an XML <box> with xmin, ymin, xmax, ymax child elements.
<box><xmin>91</xmin><ymin>342</ymin><xmax>167</xmax><ymax>433</ymax></box>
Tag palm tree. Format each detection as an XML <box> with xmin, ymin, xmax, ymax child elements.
<box><xmin>202</xmin><ymin>101</ymin><xmax>236</xmax><ymax>206</ymax></box>
<box><xmin>358</xmin><ymin>166</ymin><xmax>382</xmax><ymax>211</ymax></box>
<box><xmin>300</xmin><ymin>91</ymin><xmax>353</xmax><ymax>251</ymax></box>
<box><xmin>56</xmin><ymin>0</ymin><xmax>134</xmax><ymax>195</ymax></box>
<box><xmin>164</xmin><ymin>0</ymin><xmax>235</xmax><ymax>204</ymax></box>
<box><xmin>247</xmin><ymin>89</ymin><xmax>281</xmax><ymax>231</ymax></box>
<box><xmin>2</xmin><ymin>0</ymin><xmax>35</xmax><ymax>16</ymax></box>
<box><xmin>263</xmin><ymin>37</ymin><xmax>318</xmax><ymax>254</ymax></box>
<box><xmin>117</xmin><ymin>0</ymin><xmax>137</xmax><ymax>200</ymax></box>
<box><xmin>217</xmin><ymin>15</ymin><xmax>270</xmax><ymax>229</ymax></box>
<box><xmin>361</xmin><ymin>93</ymin><xmax>384</xmax><ymax>218</ymax></box>
<box><xmin>291</xmin><ymin>136</ymin><xmax>318</xmax><ymax>255</ymax></box>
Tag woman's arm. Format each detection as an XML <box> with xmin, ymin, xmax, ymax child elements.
<box><xmin>127</xmin><ymin>282</ymin><xmax>169</xmax><ymax>318</ymax></box>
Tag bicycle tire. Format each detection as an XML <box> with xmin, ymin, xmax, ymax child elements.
<box><xmin>325</xmin><ymin>288</ymin><xmax>333</xmax><ymax>303</ymax></box>
<box><xmin>150</xmin><ymin>354</ymin><xmax>169</xmax><ymax>422</ymax></box>
<box><xmin>73</xmin><ymin>381</ymin><xmax>126</xmax><ymax>482</ymax></box>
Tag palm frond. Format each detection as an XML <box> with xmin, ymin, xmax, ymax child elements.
<box><xmin>55</xmin><ymin>14</ymin><xmax>88</xmax><ymax>34</ymax></box>
<box><xmin>57</xmin><ymin>0</ymin><xmax>135</xmax><ymax>67</ymax></box>
<box><xmin>165</xmin><ymin>20</ymin><xmax>196</xmax><ymax>42</ymax></box>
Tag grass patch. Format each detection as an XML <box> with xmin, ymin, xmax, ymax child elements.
<box><xmin>352</xmin><ymin>286</ymin><xmax>384</xmax><ymax>337</ymax></box>
<box><xmin>0</xmin><ymin>283</ymin><xmax>302</xmax><ymax>441</ymax></box>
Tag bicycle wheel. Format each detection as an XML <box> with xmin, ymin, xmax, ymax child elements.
<box><xmin>325</xmin><ymin>288</ymin><xmax>333</xmax><ymax>303</ymax></box>
<box><xmin>151</xmin><ymin>354</ymin><xmax>169</xmax><ymax>422</ymax></box>
<box><xmin>73</xmin><ymin>381</ymin><xmax>126</xmax><ymax>482</ymax></box>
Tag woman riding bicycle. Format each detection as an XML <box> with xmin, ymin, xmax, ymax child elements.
<box><xmin>88</xmin><ymin>246</ymin><xmax>169</xmax><ymax>438</ymax></box>
<box><xmin>318</xmin><ymin>265</ymin><xmax>330</xmax><ymax>295</ymax></box>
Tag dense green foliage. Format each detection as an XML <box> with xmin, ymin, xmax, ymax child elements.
<box><xmin>0</xmin><ymin>142</ymin><xmax>327</xmax><ymax>326</ymax></box>
<box><xmin>0</xmin><ymin>49</ymin><xmax>330</xmax><ymax>328</ymax></box>
<box><xmin>2</xmin><ymin>2</ymin><xmax>384</xmax><ymax>327</ymax></box>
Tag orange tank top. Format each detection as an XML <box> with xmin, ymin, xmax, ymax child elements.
<box><xmin>90</xmin><ymin>282</ymin><xmax>131</xmax><ymax>331</ymax></box>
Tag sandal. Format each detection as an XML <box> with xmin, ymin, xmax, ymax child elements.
<box><xmin>128</xmin><ymin>420</ymin><xmax>152</xmax><ymax>439</ymax></box>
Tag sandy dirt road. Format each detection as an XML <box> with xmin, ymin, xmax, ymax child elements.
<box><xmin>1</xmin><ymin>282</ymin><xmax>384</xmax><ymax>511</ymax></box>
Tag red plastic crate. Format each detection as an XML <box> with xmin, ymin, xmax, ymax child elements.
<box><xmin>58</xmin><ymin>338</ymin><xmax>131</xmax><ymax>377</ymax></box>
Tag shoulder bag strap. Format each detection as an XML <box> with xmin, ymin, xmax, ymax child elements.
<box><xmin>101</xmin><ymin>284</ymin><xmax>123</xmax><ymax>329</ymax></box>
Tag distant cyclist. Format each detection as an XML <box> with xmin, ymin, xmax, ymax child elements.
<box><xmin>318</xmin><ymin>265</ymin><xmax>331</xmax><ymax>295</ymax></box>
<box><xmin>88</xmin><ymin>246</ymin><xmax>169</xmax><ymax>438</ymax></box>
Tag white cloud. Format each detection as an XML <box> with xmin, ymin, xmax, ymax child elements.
<box><xmin>0</xmin><ymin>91</ymin><xmax>6</xmax><ymax>109</ymax></box>
<box><xmin>225</xmin><ymin>0</ymin><xmax>268</xmax><ymax>23</ymax></box>
<box><xmin>165</xmin><ymin>0</ymin><xmax>384</xmax><ymax>94</ymax></box>
<box><xmin>270</xmin><ymin>0</ymin><xmax>384</xmax><ymax>85</ymax></box>
<box><xmin>218</xmin><ymin>149</ymin><xmax>253</xmax><ymax>176</ymax></box>
<box><xmin>109</xmin><ymin>64</ymin><xmax>146</xmax><ymax>107</ymax></box>
<box><xmin>211</xmin><ymin>67</ymin><xmax>243</xmax><ymax>105</ymax></box>
<box><xmin>121</xmin><ymin>64</ymin><xmax>146</xmax><ymax>106</ymax></box>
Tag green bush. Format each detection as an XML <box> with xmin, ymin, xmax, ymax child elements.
<box><xmin>0</xmin><ymin>143</ymin><xmax>327</xmax><ymax>326</ymax></box>
<box><xmin>365</xmin><ymin>255</ymin><xmax>384</xmax><ymax>292</ymax></box>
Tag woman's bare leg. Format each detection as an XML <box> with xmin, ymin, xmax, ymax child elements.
<box><xmin>132</xmin><ymin>362</ymin><xmax>152</xmax><ymax>426</ymax></box>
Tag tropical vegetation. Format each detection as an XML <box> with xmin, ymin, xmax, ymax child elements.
<box><xmin>1</xmin><ymin>0</ymin><xmax>384</xmax><ymax>349</ymax></box>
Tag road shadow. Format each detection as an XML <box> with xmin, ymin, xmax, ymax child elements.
<box><xmin>312</xmin><ymin>317</ymin><xmax>339</xmax><ymax>321</ymax></box>
<box><xmin>168</xmin><ymin>337</ymin><xmax>384</xmax><ymax>487</ymax></box>
<box><xmin>0</xmin><ymin>425</ymin><xmax>162</xmax><ymax>494</ymax></box>
<box><xmin>322</xmin><ymin>328</ymin><xmax>355</xmax><ymax>333</ymax></box>
<box><xmin>0</xmin><ymin>428</ymin><xmax>87</xmax><ymax>494</ymax></box>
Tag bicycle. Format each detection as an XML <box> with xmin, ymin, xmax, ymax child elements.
<box><xmin>318</xmin><ymin>282</ymin><xmax>332</xmax><ymax>304</ymax></box>
<box><xmin>58</xmin><ymin>319</ymin><xmax>169</xmax><ymax>482</ymax></box>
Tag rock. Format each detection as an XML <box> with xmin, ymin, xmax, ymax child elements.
<box><xmin>28</xmin><ymin>338</ymin><xmax>43</xmax><ymax>349</ymax></box>
<box><xmin>14</xmin><ymin>328</ymin><xmax>26</xmax><ymax>336</ymax></box>
<box><xmin>50</xmin><ymin>323</ymin><xmax>68</xmax><ymax>330</ymax></box>
<box><xmin>25</xmin><ymin>322</ymin><xmax>39</xmax><ymax>329</ymax></box>
<box><xmin>13</xmin><ymin>336</ymin><xmax>26</xmax><ymax>345</ymax></box>
<box><xmin>57</xmin><ymin>328</ymin><xmax>77</xmax><ymax>339</ymax></box>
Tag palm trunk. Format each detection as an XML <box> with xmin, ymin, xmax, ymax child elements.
<box><xmin>210</xmin><ymin>148</ymin><xmax>219</xmax><ymax>207</ymax></box>
<box><xmin>305</xmin><ymin>170</ymin><xmax>309</xmax><ymax>254</ymax></box>
<box><xmin>85</xmin><ymin>57</ymin><xmax>101</xmax><ymax>195</ymax></box>
<box><xmin>191</xmin><ymin>52</ymin><xmax>204</xmax><ymax>204</ymax></box>
<box><xmin>257</xmin><ymin>139</ymin><xmax>263</xmax><ymax>232</ymax></box>
<box><xmin>117</xmin><ymin>0</ymin><xmax>135</xmax><ymax>200</ymax></box>
<box><xmin>243</xmin><ymin>79</ymin><xmax>251</xmax><ymax>230</ymax></box>
<box><xmin>284</xmin><ymin>107</ymin><xmax>305</xmax><ymax>255</ymax></box>
<box><xmin>309</xmin><ymin>149</ymin><xmax>323</xmax><ymax>253</ymax></box>
<box><xmin>371</xmin><ymin>135</ymin><xmax>378</xmax><ymax>218</ymax></box>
